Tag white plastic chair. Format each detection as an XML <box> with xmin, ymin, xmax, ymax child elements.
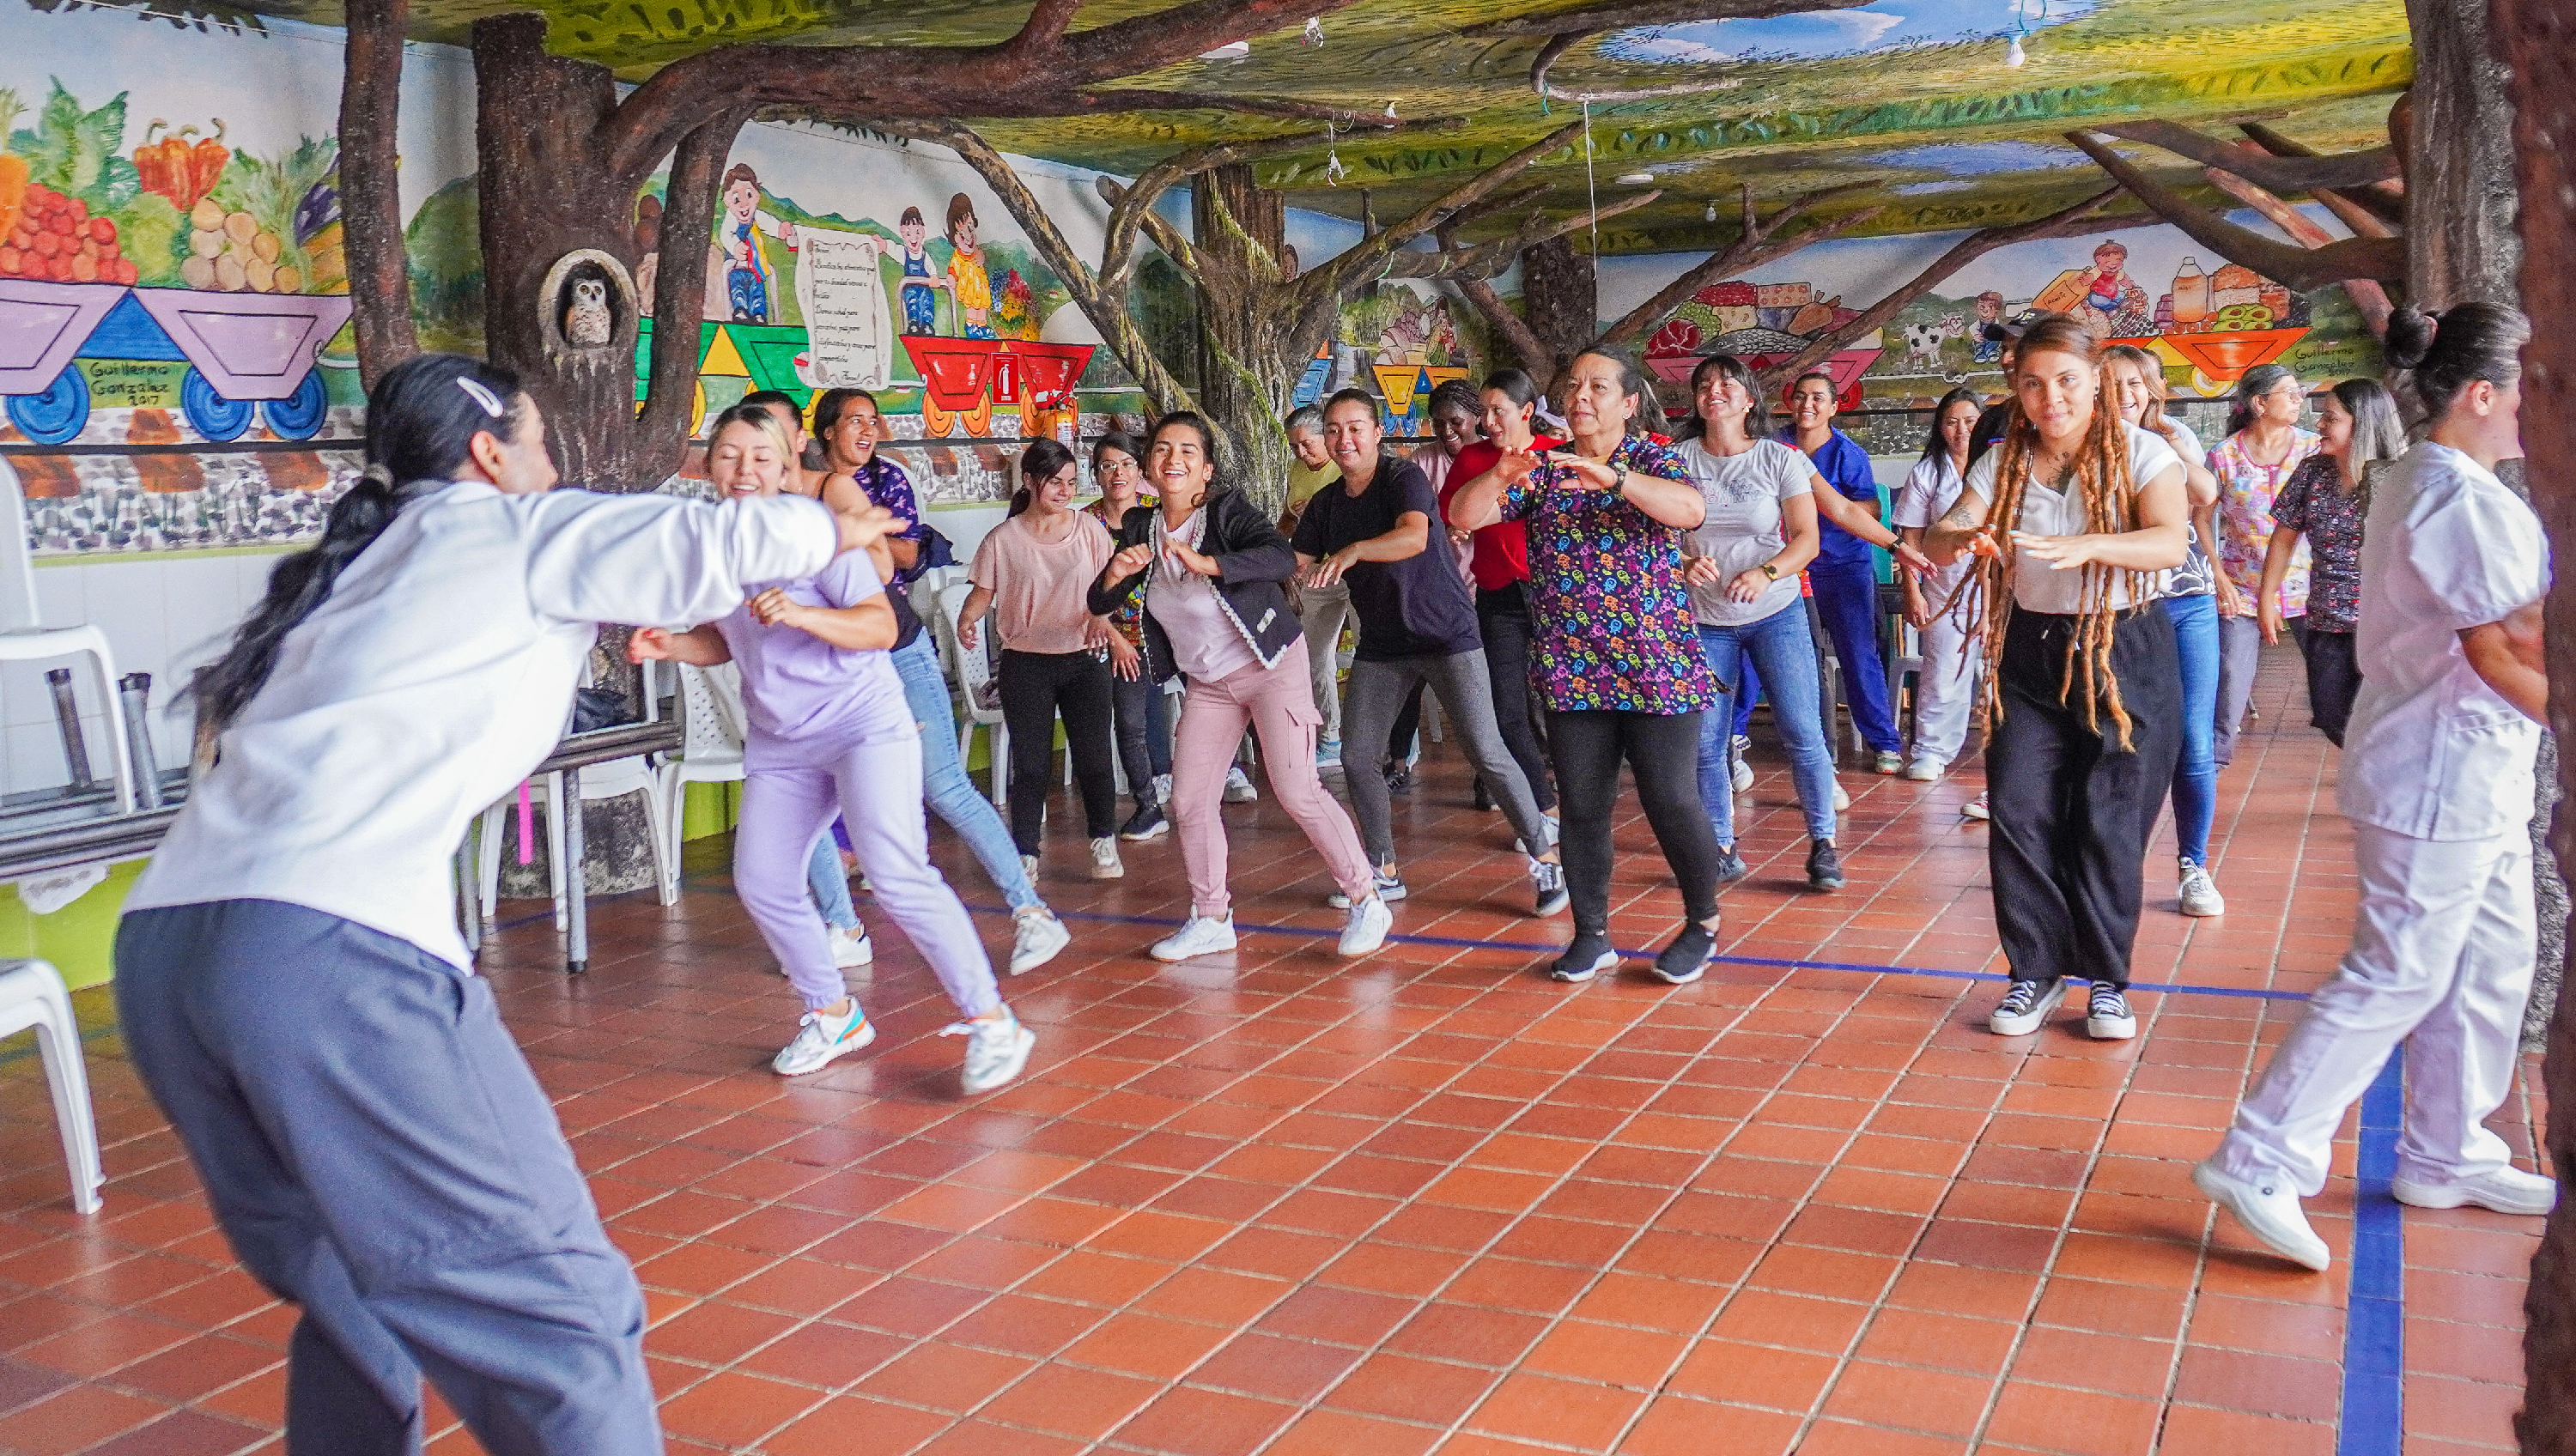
<box><xmin>935</xmin><ymin>579</ymin><xmax>1010</xmax><ymax>805</ymax></box>
<box><xmin>0</xmin><ymin>461</ymin><xmax>130</xmax><ymax>813</ymax></box>
<box><xmin>656</xmin><ymin>661</ymin><xmax>748</xmax><ymax>877</ymax></box>
<box><xmin>0</xmin><ymin>960</ymin><xmax>103</xmax><ymax>1213</ymax></box>
<box><xmin>476</xmin><ymin>663</ymin><xmax>678</xmax><ymax>921</ymax></box>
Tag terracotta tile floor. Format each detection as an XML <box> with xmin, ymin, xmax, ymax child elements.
<box><xmin>0</xmin><ymin>647</ymin><xmax>2549</xmax><ymax>1454</ymax></box>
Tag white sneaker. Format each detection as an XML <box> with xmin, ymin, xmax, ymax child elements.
<box><xmin>1151</xmin><ymin>774</ymin><xmax>1173</xmax><ymax>804</ymax></box>
<box><xmin>1009</xmin><ymin>908</ymin><xmax>1070</xmax><ymax>975</ymax></box>
<box><xmin>1338</xmin><ymin>895</ymin><xmax>1393</xmax><ymax>956</ymax></box>
<box><xmin>1988</xmin><ymin>978</ymin><xmax>2067</xmax><ymax>1036</ymax></box>
<box><xmin>2194</xmin><ymin>1159</ymin><xmax>2331</xmax><ymax>1271</ymax></box>
<box><xmin>1089</xmin><ymin>836</ymin><xmax>1124</xmax><ymax>880</ymax></box>
<box><xmin>1020</xmin><ymin>853</ymin><xmax>1040</xmax><ymax>883</ymax></box>
<box><xmin>944</xmin><ymin>1010</ymin><xmax>1036</xmax><ymax>1095</ymax></box>
<box><xmin>1151</xmin><ymin>915</ymin><xmax>1238</xmax><ymax>962</ymax></box>
<box><xmin>828</xmin><ymin>925</ymin><xmax>873</xmax><ymax>968</ymax></box>
<box><xmin>1224</xmin><ymin>767</ymin><xmax>1259</xmax><ymax>803</ymax></box>
<box><xmin>1832</xmin><ymin>782</ymin><xmax>1850</xmax><ymax>811</ymax></box>
<box><xmin>1730</xmin><ymin>735</ymin><xmax>1753</xmax><ymax>793</ymax></box>
<box><xmin>1902</xmin><ymin>758</ymin><xmax>1943</xmax><ymax>782</ymax></box>
<box><xmin>2391</xmin><ymin>1166</ymin><xmax>2559</xmax><ymax>1216</ymax></box>
<box><xmin>2178</xmin><ymin>858</ymin><xmax>2226</xmax><ymax>917</ymax></box>
<box><xmin>1962</xmin><ymin>792</ymin><xmax>1990</xmax><ymax>821</ymax></box>
<box><xmin>773</xmin><ymin>1001</ymin><xmax>876</xmax><ymax>1077</ymax></box>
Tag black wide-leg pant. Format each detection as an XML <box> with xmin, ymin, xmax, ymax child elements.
<box><xmin>1986</xmin><ymin>607</ymin><xmax>2183</xmax><ymax>990</ymax></box>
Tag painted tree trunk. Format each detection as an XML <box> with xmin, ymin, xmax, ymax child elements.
<box><xmin>337</xmin><ymin>0</ymin><xmax>416</xmax><ymax>387</ymax></box>
<box><xmin>1519</xmin><ymin>235</ymin><xmax>1598</xmax><ymax>384</ymax></box>
<box><xmin>1190</xmin><ymin>165</ymin><xmax>1300</xmax><ymax>514</ymax></box>
<box><xmin>2495</xmin><ymin>3</ymin><xmax>2576</xmax><ymax>1446</ymax></box>
<box><xmin>2402</xmin><ymin>0</ymin><xmax>2518</xmax><ymax>310</ymax></box>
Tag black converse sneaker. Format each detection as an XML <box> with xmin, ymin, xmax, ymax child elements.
<box><xmin>1989</xmin><ymin>978</ymin><xmax>2067</xmax><ymax>1036</ymax></box>
<box><xmin>2086</xmin><ymin>982</ymin><xmax>2137</xmax><ymax>1040</ymax></box>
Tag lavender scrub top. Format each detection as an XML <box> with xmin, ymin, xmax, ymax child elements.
<box><xmin>714</xmin><ymin>545</ymin><xmax>916</xmax><ymax>767</ymax></box>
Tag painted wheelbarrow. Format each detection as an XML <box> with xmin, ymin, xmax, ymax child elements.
<box><xmin>897</xmin><ymin>337</ymin><xmax>1094</xmax><ymax>440</ymax></box>
<box><xmin>2116</xmin><ymin>325</ymin><xmax>2309</xmax><ymax>398</ymax></box>
<box><xmin>0</xmin><ymin>281</ymin><xmax>350</xmax><ymax>446</ymax></box>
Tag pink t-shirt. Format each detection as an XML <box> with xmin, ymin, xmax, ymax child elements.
<box><xmin>969</xmin><ymin>510</ymin><xmax>1115</xmax><ymax>655</ymax></box>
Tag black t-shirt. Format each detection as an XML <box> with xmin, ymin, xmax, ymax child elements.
<box><xmin>1966</xmin><ymin>400</ymin><xmax>2013</xmax><ymax>471</ymax></box>
<box><xmin>1291</xmin><ymin>456</ymin><xmax>1482</xmax><ymax>661</ymax></box>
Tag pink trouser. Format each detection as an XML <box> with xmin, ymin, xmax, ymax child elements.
<box><xmin>1171</xmin><ymin>636</ymin><xmax>1376</xmax><ymax>919</ymax></box>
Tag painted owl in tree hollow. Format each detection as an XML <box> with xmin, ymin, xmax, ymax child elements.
<box><xmin>562</xmin><ymin>278</ymin><xmax>613</xmax><ymax>348</ymax></box>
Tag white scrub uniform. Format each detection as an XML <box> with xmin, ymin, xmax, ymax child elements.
<box><xmin>2211</xmin><ymin>442</ymin><xmax>2549</xmax><ymax>1197</ymax></box>
<box><xmin>1891</xmin><ymin>451</ymin><xmax>1980</xmax><ymax>769</ymax></box>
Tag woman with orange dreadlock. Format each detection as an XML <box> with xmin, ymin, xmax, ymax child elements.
<box><xmin>1923</xmin><ymin>317</ymin><xmax>2191</xmax><ymax>1042</ymax></box>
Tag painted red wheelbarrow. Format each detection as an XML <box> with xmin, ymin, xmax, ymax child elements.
<box><xmin>897</xmin><ymin>337</ymin><xmax>1094</xmax><ymax>439</ymax></box>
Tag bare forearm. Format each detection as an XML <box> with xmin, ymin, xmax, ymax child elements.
<box><xmin>2067</xmin><ymin>523</ymin><xmax>2189</xmax><ymax>572</ymax></box>
<box><xmin>666</xmin><ymin>625</ymin><xmax>731</xmax><ymax>665</ymax></box>
<box><xmin>792</xmin><ymin>601</ymin><xmax>898</xmax><ymax>652</ymax></box>
<box><xmin>2464</xmin><ymin>622</ymin><xmax>2550</xmax><ymax>721</ymax></box>
<box><xmin>1816</xmin><ymin>490</ymin><xmax>1898</xmax><ymax>550</ymax></box>
<box><xmin>2258</xmin><ymin>530</ymin><xmax>2299</xmax><ymax>603</ymax></box>
<box><xmin>1923</xmin><ymin>492</ymin><xmax>1990</xmax><ymax>566</ymax></box>
<box><xmin>1449</xmin><ymin>477</ymin><xmax>1505</xmax><ymax>531</ymax></box>
<box><xmin>1346</xmin><ymin>518</ymin><xmax>1431</xmax><ymax>562</ymax></box>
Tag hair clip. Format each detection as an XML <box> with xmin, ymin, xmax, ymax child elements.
<box><xmin>456</xmin><ymin>377</ymin><xmax>507</xmax><ymax>418</ymax></box>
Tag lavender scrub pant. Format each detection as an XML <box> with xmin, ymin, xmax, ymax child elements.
<box><xmin>737</xmin><ymin>730</ymin><xmax>1000</xmax><ymax>1020</ymax></box>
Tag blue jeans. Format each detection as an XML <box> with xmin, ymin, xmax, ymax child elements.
<box><xmin>2161</xmin><ymin>592</ymin><xmax>2220</xmax><ymax>865</ymax></box>
<box><xmin>1808</xmin><ymin>555</ymin><xmax>1900</xmax><ymax>754</ymax></box>
<box><xmin>1698</xmin><ymin>609</ymin><xmax>1839</xmax><ymax>846</ymax></box>
<box><xmin>894</xmin><ymin>634</ymin><xmax>1042</xmax><ymax>913</ymax></box>
<box><xmin>807</xmin><ymin>838</ymin><xmax>859</xmax><ymax>931</ymax></box>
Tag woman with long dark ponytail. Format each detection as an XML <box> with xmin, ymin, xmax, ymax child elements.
<box><xmin>2201</xmin><ymin>303</ymin><xmax>2556</xmax><ymax>1271</ymax></box>
<box><xmin>112</xmin><ymin>353</ymin><xmax>890</xmax><ymax>1454</ymax></box>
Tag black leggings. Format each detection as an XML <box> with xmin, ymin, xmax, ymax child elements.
<box><xmin>999</xmin><ymin>648</ymin><xmax>1119</xmax><ymax>851</ymax></box>
<box><xmin>1479</xmin><ymin>585</ymin><xmax>1556</xmax><ymax>811</ymax></box>
<box><xmin>1548</xmin><ymin>708</ymin><xmax>1722</xmax><ymax>937</ymax></box>
<box><xmin>2299</xmin><ymin>627</ymin><xmax>2360</xmax><ymax>747</ymax></box>
<box><xmin>1986</xmin><ymin>609</ymin><xmax>2182</xmax><ymax>989</ymax></box>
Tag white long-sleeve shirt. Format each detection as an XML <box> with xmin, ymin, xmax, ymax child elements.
<box><xmin>127</xmin><ymin>482</ymin><xmax>837</xmax><ymax>966</ymax></box>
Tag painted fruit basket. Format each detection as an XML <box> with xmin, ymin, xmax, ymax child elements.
<box><xmin>0</xmin><ymin>280</ymin><xmax>350</xmax><ymax>445</ymax></box>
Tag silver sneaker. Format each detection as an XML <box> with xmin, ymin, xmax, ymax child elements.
<box><xmin>1008</xmin><ymin>908</ymin><xmax>1070</xmax><ymax>975</ymax></box>
<box><xmin>944</xmin><ymin>1010</ymin><xmax>1036</xmax><ymax>1095</ymax></box>
<box><xmin>1224</xmin><ymin>767</ymin><xmax>1260</xmax><ymax>803</ymax></box>
<box><xmin>1020</xmin><ymin>852</ymin><xmax>1040</xmax><ymax>883</ymax></box>
<box><xmin>1832</xmin><ymin>781</ymin><xmax>1850</xmax><ymax>812</ymax></box>
<box><xmin>1089</xmin><ymin>836</ymin><xmax>1124</xmax><ymax>880</ymax></box>
<box><xmin>1730</xmin><ymin>735</ymin><xmax>1753</xmax><ymax>793</ymax></box>
<box><xmin>1338</xmin><ymin>895</ymin><xmax>1393</xmax><ymax>956</ymax></box>
<box><xmin>1151</xmin><ymin>914</ymin><xmax>1238</xmax><ymax>962</ymax></box>
<box><xmin>2178</xmin><ymin>858</ymin><xmax>2226</xmax><ymax>917</ymax></box>
<box><xmin>1530</xmin><ymin>859</ymin><xmax>1570</xmax><ymax>917</ymax></box>
<box><xmin>773</xmin><ymin>1002</ymin><xmax>877</xmax><ymax>1077</ymax></box>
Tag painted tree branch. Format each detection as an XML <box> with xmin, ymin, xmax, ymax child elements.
<box><xmin>2235</xmin><ymin>120</ymin><xmax>2405</xmax><ymax>228</ymax></box>
<box><xmin>635</xmin><ymin>112</ymin><xmax>745</xmax><ymax>453</ymax></box>
<box><xmin>337</xmin><ymin>0</ymin><xmax>415</xmax><ymax>387</ymax></box>
<box><xmin>1382</xmin><ymin>191</ymin><xmax>1660</xmax><ymax>280</ymax></box>
<box><xmin>1527</xmin><ymin>30</ymin><xmax>1750</xmax><ymax>103</ymax></box>
<box><xmin>1759</xmin><ymin>184</ymin><xmax>2125</xmax><ymax>387</ymax></box>
<box><xmin>2068</xmin><ymin>131</ymin><xmax>2406</xmax><ymax>289</ymax></box>
<box><xmin>1595</xmin><ymin>181</ymin><xmax>1877</xmax><ymax>351</ymax></box>
<box><xmin>2093</xmin><ymin>119</ymin><xmax>2402</xmax><ymax>192</ymax></box>
<box><xmin>1453</xmin><ymin>272</ymin><xmax>1555</xmax><ymax>377</ymax></box>
<box><xmin>2201</xmin><ymin>169</ymin><xmax>2392</xmax><ymax>336</ymax></box>
<box><xmin>600</xmin><ymin>0</ymin><xmax>1372</xmax><ymax>180</ymax></box>
<box><xmin>1292</xmin><ymin>118</ymin><xmax>1589</xmax><ymax>312</ymax></box>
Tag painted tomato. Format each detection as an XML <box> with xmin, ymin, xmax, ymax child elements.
<box><xmin>1647</xmin><ymin>318</ymin><xmax>1702</xmax><ymax>357</ymax></box>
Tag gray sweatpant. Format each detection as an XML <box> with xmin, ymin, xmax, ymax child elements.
<box><xmin>113</xmin><ymin>901</ymin><xmax>661</xmax><ymax>1456</ymax></box>
<box><xmin>1340</xmin><ymin>648</ymin><xmax>1552</xmax><ymax>868</ymax></box>
<box><xmin>2215</xmin><ymin>611</ymin><xmax>2305</xmax><ymax>767</ymax></box>
<box><xmin>1297</xmin><ymin>579</ymin><xmax>1358</xmax><ymax>743</ymax></box>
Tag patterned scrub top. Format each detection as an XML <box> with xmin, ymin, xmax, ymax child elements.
<box><xmin>1084</xmin><ymin>494</ymin><xmax>1158</xmax><ymax>652</ymax></box>
<box><xmin>2268</xmin><ymin>456</ymin><xmax>2365</xmax><ymax>633</ymax></box>
<box><xmin>2212</xmin><ymin>428</ymin><xmax>2320</xmax><ymax>616</ymax></box>
<box><xmin>1500</xmin><ymin>434</ymin><xmax>1719</xmax><ymax>715</ymax></box>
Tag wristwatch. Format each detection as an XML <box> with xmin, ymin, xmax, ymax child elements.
<box><xmin>1611</xmin><ymin>464</ymin><xmax>1629</xmax><ymax>496</ymax></box>
<box><xmin>1759</xmin><ymin>561</ymin><xmax>1781</xmax><ymax>580</ymax></box>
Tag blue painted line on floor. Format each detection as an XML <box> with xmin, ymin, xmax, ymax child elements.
<box><xmin>978</xmin><ymin>902</ymin><xmax>2312</xmax><ymax>1003</ymax></box>
<box><xmin>2340</xmin><ymin>1056</ymin><xmax>2406</xmax><ymax>1455</ymax></box>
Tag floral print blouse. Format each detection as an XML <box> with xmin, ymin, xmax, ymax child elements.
<box><xmin>1500</xmin><ymin>434</ymin><xmax>1718</xmax><ymax>715</ymax></box>
<box><xmin>2211</xmin><ymin>428</ymin><xmax>2319</xmax><ymax>616</ymax></box>
<box><xmin>2268</xmin><ymin>456</ymin><xmax>2365</xmax><ymax>633</ymax></box>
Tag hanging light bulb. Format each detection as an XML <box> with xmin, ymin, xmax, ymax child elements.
<box><xmin>1704</xmin><ymin>200</ymin><xmax>1718</xmax><ymax>222</ymax></box>
<box><xmin>1302</xmin><ymin>15</ymin><xmax>1323</xmax><ymax>46</ymax></box>
<box><xmin>2005</xmin><ymin>33</ymin><xmax>2026</xmax><ymax>66</ymax></box>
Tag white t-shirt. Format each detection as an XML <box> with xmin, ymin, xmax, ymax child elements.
<box><xmin>1893</xmin><ymin>452</ymin><xmax>1975</xmax><ymax>604</ymax></box>
<box><xmin>2152</xmin><ymin>416</ymin><xmax>2216</xmax><ymax>598</ymax></box>
<box><xmin>2340</xmin><ymin>442</ymin><xmax>2549</xmax><ymax>840</ymax></box>
<box><xmin>1679</xmin><ymin>437</ymin><xmax>1814</xmax><ymax>628</ymax></box>
<box><xmin>1961</xmin><ymin>420</ymin><xmax>2181</xmax><ymax>615</ymax></box>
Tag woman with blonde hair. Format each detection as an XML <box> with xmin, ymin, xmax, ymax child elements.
<box><xmin>1926</xmin><ymin>317</ymin><xmax>2190</xmax><ymax>1041</ymax></box>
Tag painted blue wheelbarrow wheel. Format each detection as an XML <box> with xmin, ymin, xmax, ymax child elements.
<box><xmin>181</xmin><ymin>367</ymin><xmax>253</xmax><ymax>443</ymax></box>
<box><xmin>261</xmin><ymin>370</ymin><xmax>329</xmax><ymax>440</ymax></box>
<box><xmin>5</xmin><ymin>367</ymin><xmax>91</xmax><ymax>446</ymax></box>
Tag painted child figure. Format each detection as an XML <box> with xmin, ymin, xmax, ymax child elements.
<box><xmin>1970</xmin><ymin>290</ymin><xmax>2007</xmax><ymax>364</ymax></box>
<box><xmin>897</xmin><ymin>205</ymin><xmax>941</xmax><ymax>337</ymax></box>
<box><xmin>944</xmin><ymin>191</ymin><xmax>993</xmax><ymax>339</ymax></box>
<box><xmin>635</xmin><ymin>405</ymin><xmax>1036</xmax><ymax>1095</ymax></box>
<box><xmin>720</xmin><ymin>163</ymin><xmax>798</xmax><ymax>324</ymax></box>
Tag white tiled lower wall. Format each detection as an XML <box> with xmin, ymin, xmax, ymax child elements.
<box><xmin>7</xmin><ymin>552</ymin><xmax>277</xmax><ymax>798</ymax></box>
